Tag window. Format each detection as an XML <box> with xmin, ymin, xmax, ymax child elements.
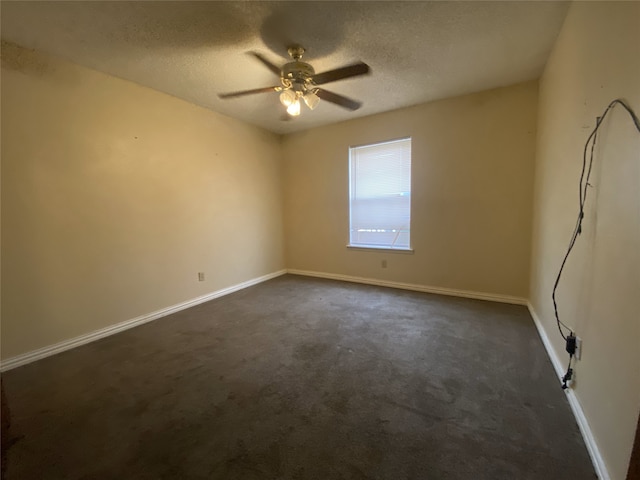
<box><xmin>348</xmin><ymin>137</ymin><xmax>412</xmax><ymax>250</ymax></box>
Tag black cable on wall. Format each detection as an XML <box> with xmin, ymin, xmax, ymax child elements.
<box><xmin>551</xmin><ymin>99</ymin><xmax>640</xmax><ymax>389</ymax></box>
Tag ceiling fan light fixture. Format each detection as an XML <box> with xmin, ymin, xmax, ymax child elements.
<box><xmin>303</xmin><ymin>91</ymin><xmax>320</xmax><ymax>110</ymax></box>
<box><xmin>286</xmin><ymin>99</ymin><xmax>301</xmax><ymax>116</ymax></box>
<box><xmin>279</xmin><ymin>89</ymin><xmax>297</xmax><ymax>107</ymax></box>
<box><xmin>218</xmin><ymin>45</ymin><xmax>370</xmax><ymax>117</ymax></box>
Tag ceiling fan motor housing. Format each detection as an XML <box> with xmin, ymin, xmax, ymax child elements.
<box><xmin>282</xmin><ymin>62</ymin><xmax>315</xmax><ymax>91</ymax></box>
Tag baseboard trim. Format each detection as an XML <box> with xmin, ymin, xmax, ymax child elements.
<box><xmin>0</xmin><ymin>268</ymin><xmax>609</xmax><ymax>480</ymax></box>
<box><xmin>527</xmin><ymin>303</ymin><xmax>610</xmax><ymax>480</ymax></box>
<box><xmin>0</xmin><ymin>269</ymin><xmax>287</xmax><ymax>372</ymax></box>
<box><xmin>287</xmin><ymin>269</ymin><xmax>527</xmax><ymax>305</ymax></box>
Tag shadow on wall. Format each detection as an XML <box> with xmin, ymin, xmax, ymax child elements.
<box><xmin>1</xmin><ymin>41</ymin><xmax>58</xmax><ymax>78</ymax></box>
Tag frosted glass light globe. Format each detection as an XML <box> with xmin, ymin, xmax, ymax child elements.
<box><xmin>279</xmin><ymin>89</ymin><xmax>297</xmax><ymax>107</ymax></box>
<box><xmin>303</xmin><ymin>92</ymin><xmax>320</xmax><ymax>110</ymax></box>
<box><xmin>287</xmin><ymin>99</ymin><xmax>301</xmax><ymax>116</ymax></box>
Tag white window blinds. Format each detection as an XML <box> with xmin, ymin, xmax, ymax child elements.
<box><xmin>349</xmin><ymin>138</ymin><xmax>412</xmax><ymax>249</ymax></box>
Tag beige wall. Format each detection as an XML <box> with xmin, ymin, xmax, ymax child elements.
<box><xmin>529</xmin><ymin>3</ymin><xmax>640</xmax><ymax>479</ymax></box>
<box><xmin>3</xmin><ymin>5</ymin><xmax>637</xmax><ymax>475</ymax></box>
<box><xmin>1</xmin><ymin>43</ymin><xmax>285</xmax><ymax>360</ymax></box>
<box><xmin>282</xmin><ymin>82</ymin><xmax>538</xmax><ymax>298</ymax></box>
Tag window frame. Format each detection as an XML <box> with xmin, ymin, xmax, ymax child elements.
<box><xmin>347</xmin><ymin>137</ymin><xmax>413</xmax><ymax>252</ymax></box>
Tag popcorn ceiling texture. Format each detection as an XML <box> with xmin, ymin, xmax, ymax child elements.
<box><xmin>0</xmin><ymin>1</ymin><xmax>568</xmax><ymax>134</ymax></box>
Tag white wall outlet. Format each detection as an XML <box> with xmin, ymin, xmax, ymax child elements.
<box><xmin>381</xmin><ymin>259</ymin><xmax>387</xmax><ymax>268</ymax></box>
<box><xmin>575</xmin><ymin>336</ymin><xmax>582</xmax><ymax>360</ymax></box>
<box><xmin>198</xmin><ymin>272</ymin><xmax>205</xmax><ymax>282</ymax></box>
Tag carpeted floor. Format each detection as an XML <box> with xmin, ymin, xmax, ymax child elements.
<box><xmin>1</xmin><ymin>274</ymin><xmax>595</xmax><ymax>479</ymax></box>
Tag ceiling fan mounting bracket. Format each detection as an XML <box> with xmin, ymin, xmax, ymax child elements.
<box><xmin>287</xmin><ymin>45</ymin><xmax>305</xmax><ymax>61</ymax></box>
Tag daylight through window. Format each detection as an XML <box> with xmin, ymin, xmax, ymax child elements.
<box><xmin>349</xmin><ymin>138</ymin><xmax>411</xmax><ymax>250</ymax></box>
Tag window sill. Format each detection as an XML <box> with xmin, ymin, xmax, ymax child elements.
<box><xmin>346</xmin><ymin>245</ymin><xmax>414</xmax><ymax>254</ymax></box>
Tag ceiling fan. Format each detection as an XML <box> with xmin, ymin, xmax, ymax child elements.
<box><xmin>218</xmin><ymin>45</ymin><xmax>370</xmax><ymax>117</ymax></box>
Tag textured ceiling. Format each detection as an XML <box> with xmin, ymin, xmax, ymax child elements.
<box><xmin>1</xmin><ymin>1</ymin><xmax>569</xmax><ymax>134</ymax></box>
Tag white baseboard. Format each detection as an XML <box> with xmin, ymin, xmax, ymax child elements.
<box><xmin>0</xmin><ymin>269</ymin><xmax>287</xmax><ymax>372</ymax></box>
<box><xmin>289</xmin><ymin>269</ymin><xmax>609</xmax><ymax>478</ymax></box>
<box><xmin>0</xmin><ymin>267</ymin><xmax>610</xmax><ymax>480</ymax></box>
<box><xmin>527</xmin><ymin>303</ymin><xmax>610</xmax><ymax>480</ymax></box>
<box><xmin>287</xmin><ymin>269</ymin><xmax>528</xmax><ymax>305</ymax></box>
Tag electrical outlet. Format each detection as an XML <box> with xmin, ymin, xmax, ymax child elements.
<box><xmin>565</xmin><ymin>334</ymin><xmax>576</xmax><ymax>356</ymax></box>
<box><xmin>198</xmin><ymin>272</ymin><xmax>205</xmax><ymax>282</ymax></box>
<box><xmin>575</xmin><ymin>336</ymin><xmax>582</xmax><ymax>360</ymax></box>
<box><xmin>381</xmin><ymin>259</ymin><xmax>387</xmax><ymax>268</ymax></box>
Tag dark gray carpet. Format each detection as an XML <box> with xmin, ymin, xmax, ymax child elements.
<box><xmin>1</xmin><ymin>274</ymin><xmax>595</xmax><ymax>479</ymax></box>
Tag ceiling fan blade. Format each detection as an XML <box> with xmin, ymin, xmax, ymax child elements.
<box><xmin>218</xmin><ymin>86</ymin><xmax>280</xmax><ymax>99</ymax></box>
<box><xmin>311</xmin><ymin>62</ymin><xmax>370</xmax><ymax>85</ymax></box>
<box><xmin>249</xmin><ymin>52</ymin><xmax>282</xmax><ymax>77</ymax></box>
<box><xmin>315</xmin><ymin>88</ymin><xmax>362</xmax><ymax>111</ymax></box>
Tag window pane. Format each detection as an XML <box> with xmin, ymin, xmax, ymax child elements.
<box><xmin>349</xmin><ymin>138</ymin><xmax>411</xmax><ymax>249</ymax></box>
